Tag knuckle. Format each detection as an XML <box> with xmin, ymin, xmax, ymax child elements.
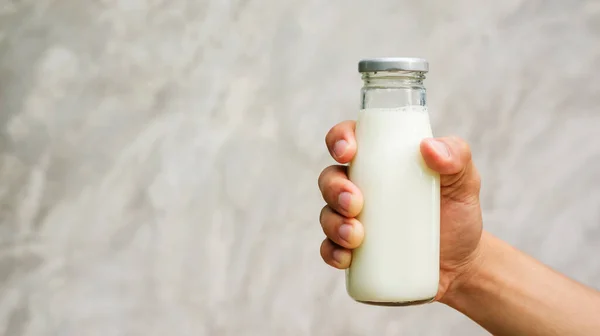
<box><xmin>325</xmin><ymin>121</ymin><xmax>355</xmax><ymax>147</ymax></box>
<box><xmin>325</xmin><ymin>127</ymin><xmax>335</xmax><ymax>147</ymax></box>
<box><xmin>320</xmin><ymin>207</ymin><xmax>338</xmax><ymax>233</ymax></box>
<box><xmin>324</xmin><ymin>183</ymin><xmax>339</xmax><ymax>202</ymax></box>
<box><xmin>319</xmin><ymin>206</ymin><xmax>328</xmax><ymax>224</ymax></box>
<box><xmin>453</xmin><ymin>136</ymin><xmax>469</xmax><ymax>149</ymax></box>
<box><xmin>321</xmin><ymin>211</ymin><xmax>341</xmax><ymax>238</ymax></box>
<box><xmin>325</xmin><ymin>122</ymin><xmax>344</xmax><ymax>146</ymax></box>
<box><xmin>319</xmin><ymin>239</ymin><xmax>330</xmax><ymax>260</ymax></box>
<box><xmin>318</xmin><ymin>166</ymin><xmax>346</xmax><ymax>197</ymax></box>
<box><xmin>317</xmin><ymin>165</ymin><xmax>335</xmax><ymax>190</ymax></box>
<box><xmin>456</xmin><ymin>137</ymin><xmax>472</xmax><ymax>161</ymax></box>
<box><xmin>446</xmin><ymin>136</ymin><xmax>472</xmax><ymax>164</ymax></box>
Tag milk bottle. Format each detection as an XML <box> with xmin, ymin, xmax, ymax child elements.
<box><xmin>346</xmin><ymin>58</ymin><xmax>440</xmax><ymax>305</ymax></box>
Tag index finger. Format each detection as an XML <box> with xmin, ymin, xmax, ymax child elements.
<box><xmin>325</xmin><ymin>120</ymin><xmax>357</xmax><ymax>164</ymax></box>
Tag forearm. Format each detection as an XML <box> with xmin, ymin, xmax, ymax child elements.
<box><xmin>442</xmin><ymin>231</ymin><xmax>600</xmax><ymax>336</ymax></box>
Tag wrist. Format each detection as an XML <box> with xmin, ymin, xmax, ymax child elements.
<box><xmin>439</xmin><ymin>231</ymin><xmax>492</xmax><ymax>307</ymax></box>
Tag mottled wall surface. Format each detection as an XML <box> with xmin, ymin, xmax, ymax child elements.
<box><xmin>1</xmin><ymin>1</ymin><xmax>599</xmax><ymax>335</ymax></box>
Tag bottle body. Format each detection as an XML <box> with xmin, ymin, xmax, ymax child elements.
<box><xmin>346</xmin><ymin>61</ymin><xmax>440</xmax><ymax>305</ymax></box>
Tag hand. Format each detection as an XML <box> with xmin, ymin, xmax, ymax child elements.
<box><xmin>317</xmin><ymin>120</ymin><xmax>483</xmax><ymax>301</ymax></box>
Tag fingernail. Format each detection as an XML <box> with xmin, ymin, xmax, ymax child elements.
<box><xmin>338</xmin><ymin>192</ymin><xmax>352</xmax><ymax>212</ymax></box>
<box><xmin>333</xmin><ymin>140</ymin><xmax>348</xmax><ymax>158</ymax></box>
<box><xmin>338</xmin><ymin>224</ymin><xmax>353</xmax><ymax>243</ymax></box>
<box><xmin>430</xmin><ymin>139</ymin><xmax>450</xmax><ymax>158</ymax></box>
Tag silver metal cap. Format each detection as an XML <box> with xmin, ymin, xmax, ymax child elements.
<box><xmin>358</xmin><ymin>57</ymin><xmax>429</xmax><ymax>73</ymax></box>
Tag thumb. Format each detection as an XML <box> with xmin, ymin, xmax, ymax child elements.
<box><xmin>420</xmin><ymin>137</ymin><xmax>481</xmax><ymax>203</ymax></box>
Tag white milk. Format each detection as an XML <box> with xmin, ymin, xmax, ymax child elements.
<box><xmin>346</xmin><ymin>106</ymin><xmax>440</xmax><ymax>305</ymax></box>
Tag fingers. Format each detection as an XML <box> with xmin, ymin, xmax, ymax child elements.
<box><xmin>325</xmin><ymin>120</ymin><xmax>357</xmax><ymax>163</ymax></box>
<box><xmin>320</xmin><ymin>238</ymin><xmax>352</xmax><ymax>269</ymax></box>
<box><xmin>420</xmin><ymin>137</ymin><xmax>471</xmax><ymax>175</ymax></box>
<box><xmin>319</xmin><ymin>206</ymin><xmax>364</xmax><ymax>249</ymax></box>
<box><xmin>420</xmin><ymin>136</ymin><xmax>481</xmax><ymax>201</ymax></box>
<box><xmin>317</xmin><ymin>165</ymin><xmax>363</xmax><ymax>217</ymax></box>
<box><xmin>320</xmin><ymin>121</ymin><xmax>361</xmax><ymax>270</ymax></box>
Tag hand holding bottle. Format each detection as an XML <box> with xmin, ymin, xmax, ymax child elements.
<box><xmin>318</xmin><ymin>122</ymin><xmax>600</xmax><ymax>335</ymax></box>
<box><xmin>318</xmin><ymin>122</ymin><xmax>483</xmax><ymax>302</ymax></box>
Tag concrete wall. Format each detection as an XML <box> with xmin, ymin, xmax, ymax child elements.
<box><xmin>1</xmin><ymin>0</ymin><xmax>599</xmax><ymax>335</ymax></box>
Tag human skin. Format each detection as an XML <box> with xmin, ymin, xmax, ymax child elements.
<box><xmin>318</xmin><ymin>120</ymin><xmax>600</xmax><ymax>336</ymax></box>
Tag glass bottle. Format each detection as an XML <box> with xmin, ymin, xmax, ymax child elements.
<box><xmin>346</xmin><ymin>58</ymin><xmax>440</xmax><ymax>306</ymax></box>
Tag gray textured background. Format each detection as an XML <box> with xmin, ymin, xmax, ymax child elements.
<box><xmin>1</xmin><ymin>0</ymin><xmax>600</xmax><ymax>335</ymax></box>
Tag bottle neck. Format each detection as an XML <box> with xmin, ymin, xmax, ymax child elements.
<box><xmin>361</xmin><ymin>71</ymin><xmax>427</xmax><ymax>109</ymax></box>
<box><xmin>361</xmin><ymin>71</ymin><xmax>425</xmax><ymax>89</ymax></box>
